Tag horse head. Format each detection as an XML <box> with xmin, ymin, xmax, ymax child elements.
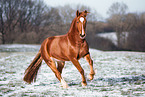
<box><xmin>76</xmin><ymin>10</ymin><xmax>89</xmax><ymax>39</ymax></box>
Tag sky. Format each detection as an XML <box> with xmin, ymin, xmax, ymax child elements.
<box><xmin>43</xmin><ymin>0</ymin><xmax>145</xmax><ymax>19</ymax></box>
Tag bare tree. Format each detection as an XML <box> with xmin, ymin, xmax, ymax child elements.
<box><xmin>76</xmin><ymin>4</ymin><xmax>102</xmax><ymax>21</ymax></box>
<box><xmin>107</xmin><ymin>2</ymin><xmax>128</xmax><ymax>48</ymax></box>
<box><xmin>107</xmin><ymin>2</ymin><xmax>128</xmax><ymax>16</ymax></box>
<box><xmin>0</xmin><ymin>6</ymin><xmax>5</xmax><ymax>44</ymax></box>
<box><xmin>0</xmin><ymin>0</ymin><xmax>52</xmax><ymax>44</ymax></box>
<box><xmin>126</xmin><ymin>12</ymin><xmax>145</xmax><ymax>51</ymax></box>
<box><xmin>42</xmin><ymin>7</ymin><xmax>62</xmax><ymax>26</ymax></box>
<box><xmin>0</xmin><ymin>0</ymin><xmax>21</xmax><ymax>44</ymax></box>
<box><xmin>57</xmin><ymin>4</ymin><xmax>101</xmax><ymax>24</ymax></box>
<box><xmin>57</xmin><ymin>4</ymin><xmax>75</xmax><ymax>24</ymax></box>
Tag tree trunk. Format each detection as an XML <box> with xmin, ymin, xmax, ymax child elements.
<box><xmin>2</xmin><ymin>32</ymin><xmax>5</xmax><ymax>44</ymax></box>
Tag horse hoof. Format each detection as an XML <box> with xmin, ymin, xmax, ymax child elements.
<box><xmin>81</xmin><ymin>82</ymin><xmax>87</xmax><ymax>86</ymax></box>
<box><xmin>89</xmin><ymin>74</ymin><xmax>94</xmax><ymax>80</ymax></box>
<box><xmin>62</xmin><ymin>84</ymin><xmax>69</xmax><ymax>88</ymax></box>
<box><xmin>61</xmin><ymin>78</ymin><xmax>69</xmax><ymax>88</ymax></box>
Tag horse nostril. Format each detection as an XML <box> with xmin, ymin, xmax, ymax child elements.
<box><xmin>80</xmin><ymin>34</ymin><xmax>85</xmax><ymax>37</ymax></box>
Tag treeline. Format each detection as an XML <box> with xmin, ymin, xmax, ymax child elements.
<box><xmin>107</xmin><ymin>2</ymin><xmax>145</xmax><ymax>51</ymax></box>
<box><xmin>0</xmin><ymin>0</ymin><xmax>145</xmax><ymax>51</ymax></box>
<box><xmin>0</xmin><ymin>0</ymin><xmax>62</xmax><ymax>44</ymax></box>
<box><xmin>0</xmin><ymin>0</ymin><xmax>100</xmax><ymax>44</ymax></box>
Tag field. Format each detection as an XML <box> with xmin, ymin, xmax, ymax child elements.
<box><xmin>0</xmin><ymin>44</ymin><xmax>145</xmax><ymax>96</ymax></box>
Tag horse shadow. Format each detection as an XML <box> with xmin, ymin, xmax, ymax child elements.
<box><xmin>34</xmin><ymin>74</ymin><xmax>145</xmax><ymax>87</ymax></box>
<box><xmin>92</xmin><ymin>74</ymin><xmax>145</xmax><ymax>86</ymax></box>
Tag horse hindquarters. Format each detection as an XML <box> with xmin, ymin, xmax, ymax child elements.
<box><xmin>23</xmin><ymin>51</ymin><xmax>42</xmax><ymax>84</ymax></box>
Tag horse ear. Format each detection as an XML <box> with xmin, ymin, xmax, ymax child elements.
<box><xmin>85</xmin><ymin>10</ymin><xmax>90</xmax><ymax>14</ymax></box>
<box><xmin>76</xmin><ymin>10</ymin><xmax>80</xmax><ymax>17</ymax></box>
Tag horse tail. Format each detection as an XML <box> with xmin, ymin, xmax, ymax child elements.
<box><xmin>23</xmin><ymin>50</ymin><xmax>42</xmax><ymax>84</ymax></box>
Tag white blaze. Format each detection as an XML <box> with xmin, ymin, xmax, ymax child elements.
<box><xmin>82</xmin><ymin>24</ymin><xmax>85</xmax><ymax>35</ymax></box>
<box><xmin>80</xmin><ymin>17</ymin><xmax>85</xmax><ymax>35</ymax></box>
<box><xmin>80</xmin><ymin>17</ymin><xmax>84</xmax><ymax>23</ymax></box>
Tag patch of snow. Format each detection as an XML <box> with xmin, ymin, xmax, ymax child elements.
<box><xmin>97</xmin><ymin>32</ymin><xmax>129</xmax><ymax>46</ymax></box>
<box><xmin>97</xmin><ymin>32</ymin><xmax>117</xmax><ymax>45</ymax></box>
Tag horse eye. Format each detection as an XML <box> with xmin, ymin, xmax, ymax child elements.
<box><xmin>77</xmin><ymin>21</ymin><xmax>79</xmax><ymax>23</ymax></box>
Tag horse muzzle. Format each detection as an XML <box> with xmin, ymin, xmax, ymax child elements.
<box><xmin>80</xmin><ymin>34</ymin><xmax>86</xmax><ymax>39</ymax></box>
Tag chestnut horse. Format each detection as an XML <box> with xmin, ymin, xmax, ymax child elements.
<box><xmin>23</xmin><ymin>10</ymin><xmax>95</xmax><ymax>88</ymax></box>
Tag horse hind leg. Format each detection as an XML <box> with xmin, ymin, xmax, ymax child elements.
<box><xmin>57</xmin><ymin>61</ymin><xmax>65</xmax><ymax>74</ymax></box>
<box><xmin>46</xmin><ymin>59</ymin><xmax>68</xmax><ymax>88</ymax></box>
<box><xmin>41</xmin><ymin>40</ymin><xmax>68</xmax><ymax>88</ymax></box>
<box><xmin>56</xmin><ymin>61</ymin><xmax>68</xmax><ymax>88</ymax></box>
<box><xmin>42</xmin><ymin>55</ymin><xmax>68</xmax><ymax>88</ymax></box>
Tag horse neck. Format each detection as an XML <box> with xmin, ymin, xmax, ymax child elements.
<box><xmin>67</xmin><ymin>17</ymin><xmax>83</xmax><ymax>43</ymax></box>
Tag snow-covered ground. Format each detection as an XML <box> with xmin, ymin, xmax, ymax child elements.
<box><xmin>0</xmin><ymin>44</ymin><xmax>145</xmax><ymax>96</ymax></box>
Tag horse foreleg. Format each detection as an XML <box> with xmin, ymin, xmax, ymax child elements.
<box><xmin>69</xmin><ymin>58</ymin><xmax>87</xmax><ymax>86</ymax></box>
<box><xmin>84</xmin><ymin>54</ymin><xmax>95</xmax><ymax>80</ymax></box>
